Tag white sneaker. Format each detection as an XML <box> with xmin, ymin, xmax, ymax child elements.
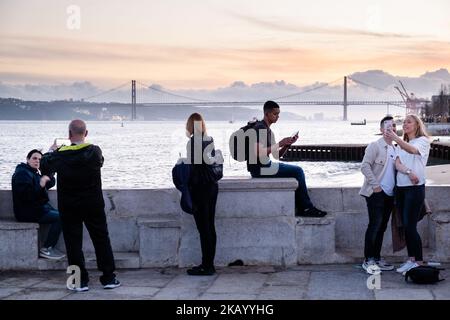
<box><xmin>396</xmin><ymin>260</ymin><xmax>418</xmax><ymax>273</ymax></box>
<box><xmin>362</xmin><ymin>259</ymin><xmax>381</xmax><ymax>275</ymax></box>
<box><xmin>376</xmin><ymin>258</ymin><xmax>395</xmax><ymax>271</ymax></box>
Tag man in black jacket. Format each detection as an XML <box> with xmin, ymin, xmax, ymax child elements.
<box><xmin>12</xmin><ymin>149</ymin><xmax>65</xmax><ymax>260</ymax></box>
<box><xmin>40</xmin><ymin>120</ymin><xmax>120</xmax><ymax>292</ymax></box>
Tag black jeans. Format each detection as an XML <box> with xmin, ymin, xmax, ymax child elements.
<box><xmin>396</xmin><ymin>185</ymin><xmax>425</xmax><ymax>261</ymax></box>
<box><xmin>364</xmin><ymin>191</ymin><xmax>394</xmax><ymax>261</ymax></box>
<box><xmin>60</xmin><ymin>207</ymin><xmax>116</xmax><ymax>285</ymax></box>
<box><xmin>190</xmin><ymin>182</ymin><xmax>219</xmax><ymax>269</ymax></box>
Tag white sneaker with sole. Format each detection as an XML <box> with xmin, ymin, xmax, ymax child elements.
<box><xmin>396</xmin><ymin>260</ymin><xmax>418</xmax><ymax>273</ymax></box>
<box><xmin>362</xmin><ymin>259</ymin><xmax>381</xmax><ymax>275</ymax></box>
<box><xmin>376</xmin><ymin>258</ymin><xmax>395</xmax><ymax>271</ymax></box>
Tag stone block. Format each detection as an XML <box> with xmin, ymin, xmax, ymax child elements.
<box><xmin>138</xmin><ymin>218</ymin><xmax>180</xmax><ymax>267</ymax></box>
<box><xmin>0</xmin><ymin>221</ymin><xmax>38</xmax><ymax>270</ymax></box>
<box><xmin>179</xmin><ymin>215</ymin><xmax>297</xmax><ymax>267</ymax></box>
<box><xmin>296</xmin><ymin>214</ymin><xmax>336</xmax><ymax>264</ymax></box>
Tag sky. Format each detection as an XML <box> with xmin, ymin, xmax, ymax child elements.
<box><xmin>1</xmin><ymin>0</ymin><xmax>450</xmax><ymax>90</ymax></box>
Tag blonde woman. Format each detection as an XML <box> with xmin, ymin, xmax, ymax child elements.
<box><xmin>185</xmin><ymin>113</ymin><xmax>221</xmax><ymax>276</ymax></box>
<box><xmin>386</xmin><ymin>114</ymin><xmax>431</xmax><ymax>273</ymax></box>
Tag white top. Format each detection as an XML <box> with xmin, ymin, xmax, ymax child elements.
<box><xmin>380</xmin><ymin>145</ymin><xmax>397</xmax><ymax>196</ymax></box>
<box><xmin>396</xmin><ymin>136</ymin><xmax>431</xmax><ymax>187</ymax></box>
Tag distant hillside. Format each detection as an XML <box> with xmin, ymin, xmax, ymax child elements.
<box><xmin>0</xmin><ymin>98</ymin><xmax>304</xmax><ymax>121</ymax></box>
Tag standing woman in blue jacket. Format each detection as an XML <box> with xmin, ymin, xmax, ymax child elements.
<box><xmin>186</xmin><ymin>113</ymin><xmax>221</xmax><ymax>276</ymax></box>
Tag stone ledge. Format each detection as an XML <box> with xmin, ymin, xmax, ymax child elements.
<box><xmin>0</xmin><ymin>220</ymin><xmax>39</xmax><ymax>231</ymax></box>
<box><xmin>218</xmin><ymin>177</ymin><xmax>298</xmax><ymax>191</ymax></box>
<box><xmin>431</xmin><ymin>211</ymin><xmax>450</xmax><ymax>224</ymax></box>
<box><xmin>137</xmin><ymin>218</ymin><xmax>180</xmax><ymax>228</ymax></box>
<box><xmin>296</xmin><ymin>213</ymin><xmax>335</xmax><ymax>225</ymax></box>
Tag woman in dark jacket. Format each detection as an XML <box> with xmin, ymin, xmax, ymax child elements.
<box><xmin>186</xmin><ymin>113</ymin><xmax>221</xmax><ymax>275</ymax></box>
<box><xmin>11</xmin><ymin>149</ymin><xmax>64</xmax><ymax>260</ymax></box>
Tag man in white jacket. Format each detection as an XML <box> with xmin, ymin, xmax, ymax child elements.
<box><xmin>359</xmin><ymin>115</ymin><xmax>398</xmax><ymax>274</ymax></box>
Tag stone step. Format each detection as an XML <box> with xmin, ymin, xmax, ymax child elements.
<box><xmin>37</xmin><ymin>251</ymin><xmax>140</xmax><ymax>270</ymax></box>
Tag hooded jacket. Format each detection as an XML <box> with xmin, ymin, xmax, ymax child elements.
<box><xmin>11</xmin><ymin>163</ymin><xmax>55</xmax><ymax>222</ymax></box>
<box><xmin>40</xmin><ymin>143</ymin><xmax>105</xmax><ymax>212</ymax></box>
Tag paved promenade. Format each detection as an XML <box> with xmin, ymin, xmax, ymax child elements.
<box><xmin>1</xmin><ymin>264</ymin><xmax>448</xmax><ymax>300</ymax></box>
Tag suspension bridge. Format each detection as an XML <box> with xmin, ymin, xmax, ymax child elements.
<box><xmin>77</xmin><ymin>76</ymin><xmax>428</xmax><ymax>121</ymax></box>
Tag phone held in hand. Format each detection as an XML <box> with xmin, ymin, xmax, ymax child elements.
<box><xmin>55</xmin><ymin>138</ymin><xmax>71</xmax><ymax>147</ymax></box>
<box><xmin>383</xmin><ymin>120</ymin><xmax>393</xmax><ymax>131</ymax></box>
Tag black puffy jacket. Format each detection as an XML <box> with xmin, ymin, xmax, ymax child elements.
<box><xmin>40</xmin><ymin>143</ymin><xmax>105</xmax><ymax>212</ymax></box>
<box><xmin>11</xmin><ymin>163</ymin><xmax>55</xmax><ymax>222</ymax></box>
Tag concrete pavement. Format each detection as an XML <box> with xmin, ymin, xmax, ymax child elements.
<box><xmin>1</xmin><ymin>264</ymin><xmax>448</xmax><ymax>300</ymax></box>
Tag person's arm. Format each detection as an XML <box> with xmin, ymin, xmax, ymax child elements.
<box><xmin>40</xmin><ymin>152</ymin><xmax>57</xmax><ymax>177</ymax></box>
<box><xmin>385</xmin><ymin>130</ymin><xmax>419</xmax><ymax>155</ymax></box>
<box><xmin>395</xmin><ymin>157</ymin><xmax>419</xmax><ymax>185</ymax></box>
<box><xmin>92</xmin><ymin>146</ymin><xmax>104</xmax><ymax>169</ymax></box>
<box><xmin>360</xmin><ymin>143</ymin><xmax>382</xmax><ymax>191</ymax></box>
<box><xmin>44</xmin><ymin>174</ymin><xmax>56</xmax><ymax>189</ymax></box>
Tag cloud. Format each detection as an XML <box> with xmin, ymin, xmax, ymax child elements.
<box><xmin>2</xmin><ymin>69</ymin><xmax>448</xmax><ymax>102</ymax></box>
<box><xmin>228</xmin><ymin>12</ymin><xmax>418</xmax><ymax>39</ymax></box>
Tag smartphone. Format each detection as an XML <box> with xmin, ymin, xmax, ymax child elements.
<box><xmin>291</xmin><ymin>131</ymin><xmax>299</xmax><ymax>138</ymax></box>
<box><xmin>383</xmin><ymin>120</ymin><xmax>394</xmax><ymax>131</ymax></box>
<box><xmin>55</xmin><ymin>138</ymin><xmax>71</xmax><ymax>147</ymax></box>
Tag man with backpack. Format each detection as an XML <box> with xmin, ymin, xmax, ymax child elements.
<box><xmin>231</xmin><ymin>100</ymin><xmax>327</xmax><ymax>217</ymax></box>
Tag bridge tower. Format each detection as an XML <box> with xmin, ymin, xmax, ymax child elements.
<box><xmin>131</xmin><ymin>80</ymin><xmax>136</xmax><ymax>120</ymax></box>
<box><xmin>343</xmin><ymin>76</ymin><xmax>348</xmax><ymax>121</ymax></box>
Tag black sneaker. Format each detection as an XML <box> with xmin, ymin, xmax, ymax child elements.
<box><xmin>187</xmin><ymin>266</ymin><xmax>216</xmax><ymax>276</ymax></box>
<box><xmin>300</xmin><ymin>207</ymin><xmax>327</xmax><ymax>218</ymax></box>
<box><xmin>103</xmin><ymin>278</ymin><xmax>121</xmax><ymax>290</ymax></box>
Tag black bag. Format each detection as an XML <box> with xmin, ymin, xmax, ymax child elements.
<box><xmin>405</xmin><ymin>266</ymin><xmax>445</xmax><ymax>284</ymax></box>
<box><xmin>205</xmin><ymin>149</ymin><xmax>224</xmax><ymax>182</ymax></box>
<box><xmin>229</xmin><ymin>120</ymin><xmax>259</xmax><ymax>162</ymax></box>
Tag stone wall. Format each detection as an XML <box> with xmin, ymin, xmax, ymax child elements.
<box><xmin>1</xmin><ymin>179</ymin><xmax>449</xmax><ymax>270</ymax></box>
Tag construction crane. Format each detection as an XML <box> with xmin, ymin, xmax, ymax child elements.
<box><xmin>394</xmin><ymin>80</ymin><xmax>428</xmax><ymax>116</ymax></box>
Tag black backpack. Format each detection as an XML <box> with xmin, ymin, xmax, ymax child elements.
<box><xmin>229</xmin><ymin>120</ymin><xmax>259</xmax><ymax>162</ymax></box>
<box><xmin>405</xmin><ymin>266</ymin><xmax>445</xmax><ymax>284</ymax></box>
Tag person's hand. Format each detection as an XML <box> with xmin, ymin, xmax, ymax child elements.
<box><xmin>291</xmin><ymin>134</ymin><xmax>299</xmax><ymax>144</ymax></box>
<box><xmin>49</xmin><ymin>139</ymin><xmax>58</xmax><ymax>152</ymax></box>
<box><xmin>384</xmin><ymin>129</ymin><xmax>399</xmax><ymax>142</ymax></box>
<box><xmin>40</xmin><ymin>175</ymin><xmax>51</xmax><ymax>188</ymax></box>
<box><xmin>280</xmin><ymin>137</ymin><xmax>296</xmax><ymax>147</ymax></box>
<box><xmin>373</xmin><ymin>186</ymin><xmax>383</xmax><ymax>193</ymax></box>
<box><xmin>408</xmin><ymin>172</ymin><xmax>419</xmax><ymax>185</ymax></box>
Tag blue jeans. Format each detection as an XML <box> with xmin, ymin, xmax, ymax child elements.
<box><xmin>38</xmin><ymin>203</ymin><xmax>62</xmax><ymax>248</ymax></box>
<box><xmin>249</xmin><ymin>162</ymin><xmax>313</xmax><ymax>211</ymax></box>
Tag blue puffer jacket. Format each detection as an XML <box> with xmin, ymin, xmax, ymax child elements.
<box><xmin>11</xmin><ymin>163</ymin><xmax>55</xmax><ymax>222</ymax></box>
<box><xmin>172</xmin><ymin>158</ymin><xmax>193</xmax><ymax>214</ymax></box>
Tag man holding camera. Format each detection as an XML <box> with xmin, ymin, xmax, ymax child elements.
<box><xmin>40</xmin><ymin>119</ymin><xmax>120</xmax><ymax>292</ymax></box>
<box><xmin>359</xmin><ymin>115</ymin><xmax>398</xmax><ymax>274</ymax></box>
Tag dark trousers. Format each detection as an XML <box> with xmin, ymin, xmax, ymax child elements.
<box><xmin>190</xmin><ymin>183</ymin><xmax>219</xmax><ymax>268</ymax></box>
<box><xmin>363</xmin><ymin>191</ymin><xmax>394</xmax><ymax>260</ymax></box>
<box><xmin>250</xmin><ymin>162</ymin><xmax>313</xmax><ymax>212</ymax></box>
<box><xmin>60</xmin><ymin>207</ymin><xmax>116</xmax><ymax>284</ymax></box>
<box><xmin>396</xmin><ymin>185</ymin><xmax>425</xmax><ymax>261</ymax></box>
<box><xmin>38</xmin><ymin>203</ymin><xmax>62</xmax><ymax>248</ymax></box>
